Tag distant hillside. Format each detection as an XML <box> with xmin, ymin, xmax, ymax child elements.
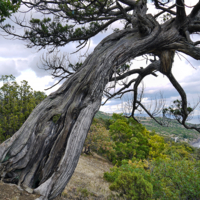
<box><xmin>137</xmin><ymin>117</ymin><xmax>199</xmax><ymax>142</ymax></box>
<box><xmin>95</xmin><ymin>111</ymin><xmax>112</xmax><ymax>119</ymax></box>
<box><xmin>95</xmin><ymin>112</ymin><xmax>200</xmax><ymax>142</ymax></box>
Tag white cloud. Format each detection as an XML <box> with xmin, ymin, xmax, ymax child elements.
<box><xmin>100</xmin><ymin>103</ymin><xmax>122</xmax><ymax>114</ymax></box>
<box><xmin>15</xmin><ymin>69</ymin><xmax>58</xmax><ymax>95</ymax></box>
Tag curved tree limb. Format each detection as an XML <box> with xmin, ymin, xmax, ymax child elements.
<box><xmin>167</xmin><ymin>72</ymin><xmax>187</xmax><ymax>122</ymax></box>
<box><xmin>190</xmin><ymin>1</ymin><xmax>200</xmax><ymax>18</ymax></box>
<box><xmin>176</xmin><ymin>0</ymin><xmax>186</xmax><ymax>23</ymax></box>
<box><xmin>109</xmin><ymin>67</ymin><xmax>158</xmax><ymax>82</ymax></box>
<box><xmin>165</xmin><ymin>73</ymin><xmax>200</xmax><ymax>132</ymax></box>
<box><xmin>131</xmin><ymin>60</ymin><xmax>161</xmax><ymax>117</ymax></box>
<box><xmin>103</xmin><ymin>60</ymin><xmax>160</xmax><ymax>107</ymax></box>
<box><xmin>154</xmin><ymin>0</ymin><xmax>177</xmax><ymax>15</ymax></box>
<box><xmin>165</xmin><ymin>41</ymin><xmax>200</xmax><ymax>60</ymax></box>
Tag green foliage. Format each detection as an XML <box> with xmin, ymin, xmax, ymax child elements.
<box><xmin>163</xmin><ymin>99</ymin><xmax>193</xmax><ymax>119</ymax></box>
<box><xmin>147</xmin><ymin>131</ymin><xmax>195</xmax><ymax>160</ymax></box>
<box><xmin>20</xmin><ymin>0</ymin><xmax>130</xmax><ymax>49</ymax></box>
<box><xmin>105</xmin><ymin>157</ymin><xmax>200</xmax><ymax>200</ymax></box>
<box><xmin>102</xmin><ymin>114</ymin><xmax>200</xmax><ymax>199</ymax></box>
<box><xmin>104</xmin><ymin>161</ymin><xmax>153</xmax><ymax>199</ymax></box>
<box><xmin>109</xmin><ymin>114</ymin><xmax>150</xmax><ymax>165</ymax></box>
<box><xmin>0</xmin><ymin>0</ymin><xmax>20</xmax><ymax>22</ymax></box>
<box><xmin>94</xmin><ymin>111</ymin><xmax>112</xmax><ymax>129</ymax></box>
<box><xmin>0</xmin><ymin>75</ymin><xmax>46</xmax><ymax>141</ymax></box>
<box><xmin>148</xmin><ymin>133</ymin><xmax>168</xmax><ymax>159</ymax></box>
<box><xmin>25</xmin><ymin>17</ymin><xmax>104</xmax><ymax>48</ymax></box>
<box><xmin>83</xmin><ymin>119</ymin><xmax>115</xmax><ymax>157</ymax></box>
<box><xmin>33</xmin><ymin>91</ymin><xmax>47</xmax><ymax>105</ymax></box>
<box><xmin>151</xmin><ymin>159</ymin><xmax>200</xmax><ymax>199</ymax></box>
<box><xmin>95</xmin><ymin>111</ymin><xmax>112</xmax><ymax>120</ymax></box>
<box><xmin>52</xmin><ymin>114</ymin><xmax>61</xmax><ymax>124</ymax></box>
<box><xmin>84</xmin><ymin>113</ymin><xmax>200</xmax><ymax>199</ymax></box>
<box><xmin>195</xmin><ymin>148</ymin><xmax>200</xmax><ymax>160</ymax></box>
<box><xmin>162</xmin><ymin>141</ymin><xmax>195</xmax><ymax>160</ymax></box>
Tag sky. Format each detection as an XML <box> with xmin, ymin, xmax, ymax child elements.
<box><xmin>0</xmin><ymin>0</ymin><xmax>200</xmax><ymax>124</ymax></box>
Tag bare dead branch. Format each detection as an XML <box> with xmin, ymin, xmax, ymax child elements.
<box><xmin>165</xmin><ymin>72</ymin><xmax>200</xmax><ymax>131</ymax></box>
<box><xmin>136</xmin><ymin>100</ymin><xmax>167</xmax><ymax>126</ymax></box>
<box><xmin>102</xmin><ymin>78</ymin><xmax>137</xmax><ymax>105</ymax></box>
<box><xmin>190</xmin><ymin>1</ymin><xmax>200</xmax><ymax>18</ymax></box>
<box><xmin>154</xmin><ymin>0</ymin><xmax>177</xmax><ymax>16</ymax></box>
<box><xmin>154</xmin><ymin>4</ymin><xmax>176</xmax><ymax>18</ymax></box>
<box><xmin>116</xmin><ymin>1</ymin><xmax>132</xmax><ymax>23</ymax></box>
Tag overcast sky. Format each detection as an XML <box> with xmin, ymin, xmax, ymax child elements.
<box><xmin>0</xmin><ymin>0</ymin><xmax>200</xmax><ymax>124</ymax></box>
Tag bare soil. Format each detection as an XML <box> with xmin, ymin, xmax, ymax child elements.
<box><xmin>0</xmin><ymin>181</ymin><xmax>40</xmax><ymax>200</ymax></box>
<box><xmin>0</xmin><ymin>153</ymin><xmax>115</xmax><ymax>200</ymax></box>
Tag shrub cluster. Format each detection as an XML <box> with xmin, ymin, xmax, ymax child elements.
<box><xmin>84</xmin><ymin>113</ymin><xmax>200</xmax><ymax>199</ymax></box>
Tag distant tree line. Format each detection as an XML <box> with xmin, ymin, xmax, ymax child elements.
<box><xmin>0</xmin><ymin>75</ymin><xmax>46</xmax><ymax>141</ymax></box>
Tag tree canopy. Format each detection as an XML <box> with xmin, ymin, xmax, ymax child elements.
<box><xmin>0</xmin><ymin>0</ymin><xmax>21</xmax><ymax>22</ymax></box>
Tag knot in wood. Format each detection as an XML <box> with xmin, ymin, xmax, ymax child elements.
<box><xmin>137</xmin><ymin>14</ymin><xmax>155</xmax><ymax>37</ymax></box>
<box><xmin>159</xmin><ymin>50</ymin><xmax>175</xmax><ymax>75</ymax></box>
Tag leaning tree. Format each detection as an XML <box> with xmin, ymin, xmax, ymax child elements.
<box><xmin>1</xmin><ymin>0</ymin><xmax>200</xmax><ymax>199</ymax></box>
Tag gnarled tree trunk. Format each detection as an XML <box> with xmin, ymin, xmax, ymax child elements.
<box><xmin>0</xmin><ymin>14</ymin><xmax>197</xmax><ymax>199</ymax></box>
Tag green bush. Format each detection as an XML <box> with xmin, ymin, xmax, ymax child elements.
<box><xmin>105</xmin><ymin>158</ymin><xmax>200</xmax><ymax>200</ymax></box>
<box><xmin>83</xmin><ymin>121</ymin><xmax>115</xmax><ymax>158</ymax></box>
<box><xmin>109</xmin><ymin>114</ymin><xmax>150</xmax><ymax>165</ymax></box>
<box><xmin>103</xmin><ymin>114</ymin><xmax>200</xmax><ymax>199</ymax></box>
<box><xmin>104</xmin><ymin>161</ymin><xmax>153</xmax><ymax>199</ymax></box>
<box><xmin>151</xmin><ymin>159</ymin><xmax>200</xmax><ymax>199</ymax></box>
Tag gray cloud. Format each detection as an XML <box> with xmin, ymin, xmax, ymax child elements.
<box><xmin>0</xmin><ymin>59</ymin><xmax>21</xmax><ymax>77</ymax></box>
<box><xmin>15</xmin><ymin>59</ymin><xmax>29</xmax><ymax>71</ymax></box>
<box><xmin>28</xmin><ymin>54</ymin><xmax>52</xmax><ymax>78</ymax></box>
<box><xmin>0</xmin><ymin>37</ymin><xmax>34</xmax><ymax>59</ymax></box>
<box><xmin>103</xmin><ymin>98</ymin><xmax>122</xmax><ymax>106</ymax></box>
<box><xmin>184</xmin><ymin>56</ymin><xmax>200</xmax><ymax>68</ymax></box>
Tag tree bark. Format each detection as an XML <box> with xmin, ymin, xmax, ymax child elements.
<box><xmin>0</xmin><ymin>18</ymin><xmax>184</xmax><ymax>200</ymax></box>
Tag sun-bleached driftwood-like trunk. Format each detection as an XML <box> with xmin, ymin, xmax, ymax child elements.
<box><xmin>1</xmin><ymin>11</ymin><xmax>200</xmax><ymax>200</ymax></box>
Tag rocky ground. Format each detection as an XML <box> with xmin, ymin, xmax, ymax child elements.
<box><xmin>0</xmin><ymin>153</ymin><xmax>116</xmax><ymax>200</ymax></box>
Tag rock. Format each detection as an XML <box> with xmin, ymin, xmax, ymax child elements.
<box><xmin>24</xmin><ymin>186</ymin><xmax>34</xmax><ymax>194</ymax></box>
